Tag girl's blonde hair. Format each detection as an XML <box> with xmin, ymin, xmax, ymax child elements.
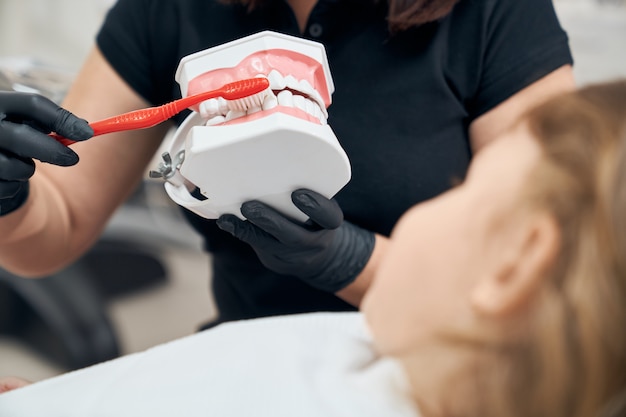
<box><xmin>453</xmin><ymin>81</ymin><xmax>626</xmax><ymax>417</ymax></box>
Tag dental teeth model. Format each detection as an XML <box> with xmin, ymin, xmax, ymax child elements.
<box><xmin>199</xmin><ymin>70</ymin><xmax>327</xmax><ymax>126</ymax></box>
<box><xmin>155</xmin><ymin>31</ymin><xmax>351</xmax><ymax>222</ymax></box>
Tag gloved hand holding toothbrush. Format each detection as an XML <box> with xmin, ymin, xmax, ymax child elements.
<box><xmin>0</xmin><ymin>92</ymin><xmax>93</xmax><ymax>216</ymax></box>
<box><xmin>216</xmin><ymin>188</ymin><xmax>376</xmax><ymax>293</ymax></box>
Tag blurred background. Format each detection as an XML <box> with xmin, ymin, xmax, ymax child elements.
<box><xmin>0</xmin><ymin>0</ymin><xmax>216</xmax><ymax>380</ymax></box>
<box><xmin>0</xmin><ymin>0</ymin><xmax>625</xmax><ymax>382</ymax></box>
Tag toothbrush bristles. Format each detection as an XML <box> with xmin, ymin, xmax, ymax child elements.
<box><xmin>227</xmin><ymin>88</ymin><xmax>271</xmax><ymax>112</ymax></box>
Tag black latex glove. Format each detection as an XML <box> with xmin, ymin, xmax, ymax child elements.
<box><xmin>216</xmin><ymin>188</ymin><xmax>376</xmax><ymax>293</ymax></box>
<box><xmin>0</xmin><ymin>92</ymin><xmax>93</xmax><ymax>216</ymax></box>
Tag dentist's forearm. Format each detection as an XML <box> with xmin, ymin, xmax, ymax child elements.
<box><xmin>336</xmin><ymin>233</ymin><xmax>389</xmax><ymax>307</ymax></box>
<box><xmin>0</xmin><ymin>176</ymin><xmax>77</xmax><ymax>277</ymax></box>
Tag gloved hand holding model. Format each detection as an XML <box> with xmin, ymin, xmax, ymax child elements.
<box><xmin>217</xmin><ymin>188</ymin><xmax>375</xmax><ymax>293</ymax></box>
<box><xmin>0</xmin><ymin>92</ymin><xmax>93</xmax><ymax>216</ymax></box>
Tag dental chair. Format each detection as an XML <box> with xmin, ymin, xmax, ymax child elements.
<box><xmin>0</xmin><ymin>61</ymin><xmax>177</xmax><ymax>371</ymax></box>
<box><xmin>0</xmin><ymin>183</ymin><xmax>171</xmax><ymax>370</ymax></box>
<box><xmin>0</xmin><ymin>261</ymin><xmax>120</xmax><ymax>370</ymax></box>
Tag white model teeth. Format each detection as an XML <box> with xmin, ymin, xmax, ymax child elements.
<box><xmin>262</xmin><ymin>93</ymin><xmax>278</xmax><ymax>111</ymax></box>
<box><xmin>200</xmin><ymin>97</ymin><xmax>229</xmax><ymax>119</ymax></box>
<box><xmin>267</xmin><ymin>70</ymin><xmax>286</xmax><ymax>90</ymax></box>
<box><xmin>201</xmin><ymin>70</ymin><xmax>327</xmax><ymax>126</ymax></box>
<box><xmin>284</xmin><ymin>75</ymin><xmax>299</xmax><ymax>90</ymax></box>
<box><xmin>224</xmin><ymin>110</ymin><xmax>246</xmax><ymax>122</ymax></box>
<box><xmin>293</xmin><ymin>94</ymin><xmax>306</xmax><ymax>112</ymax></box>
<box><xmin>309</xmin><ymin>90</ymin><xmax>327</xmax><ymax>118</ymax></box>
<box><xmin>206</xmin><ymin>115</ymin><xmax>226</xmax><ymax>126</ymax></box>
<box><xmin>277</xmin><ymin>90</ymin><xmax>294</xmax><ymax>107</ymax></box>
<box><xmin>199</xmin><ymin>99</ymin><xmax>219</xmax><ymax>118</ymax></box>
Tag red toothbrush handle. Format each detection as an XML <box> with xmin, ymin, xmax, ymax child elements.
<box><xmin>50</xmin><ymin>132</ymin><xmax>77</xmax><ymax>147</ymax></box>
<box><xmin>50</xmin><ymin>106</ymin><xmax>176</xmax><ymax>146</ymax></box>
<box><xmin>90</xmin><ymin>107</ymin><xmax>175</xmax><ymax>135</ymax></box>
<box><xmin>50</xmin><ymin>77</ymin><xmax>269</xmax><ymax>146</ymax></box>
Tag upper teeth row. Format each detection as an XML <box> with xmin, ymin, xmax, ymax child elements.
<box><xmin>199</xmin><ymin>69</ymin><xmax>328</xmax><ymax>126</ymax></box>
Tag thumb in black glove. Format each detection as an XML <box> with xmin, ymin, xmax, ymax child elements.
<box><xmin>0</xmin><ymin>92</ymin><xmax>93</xmax><ymax>216</ymax></box>
<box><xmin>216</xmin><ymin>188</ymin><xmax>376</xmax><ymax>293</ymax></box>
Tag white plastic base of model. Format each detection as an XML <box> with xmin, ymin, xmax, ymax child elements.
<box><xmin>163</xmin><ymin>112</ymin><xmax>351</xmax><ymax>222</ymax></box>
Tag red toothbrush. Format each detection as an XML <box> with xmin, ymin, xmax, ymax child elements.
<box><xmin>51</xmin><ymin>77</ymin><xmax>270</xmax><ymax>146</ymax></box>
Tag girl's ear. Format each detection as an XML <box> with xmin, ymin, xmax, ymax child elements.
<box><xmin>470</xmin><ymin>213</ymin><xmax>560</xmax><ymax>317</ymax></box>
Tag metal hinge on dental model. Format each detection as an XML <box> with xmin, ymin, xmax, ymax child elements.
<box><xmin>149</xmin><ymin>150</ymin><xmax>186</xmax><ymax>187</ymax></box>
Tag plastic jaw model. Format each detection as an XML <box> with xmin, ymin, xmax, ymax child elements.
<box><xmin>157</xmin><ymin>30</ymin><xmax>351</xmax><ymax>222</ymax></box>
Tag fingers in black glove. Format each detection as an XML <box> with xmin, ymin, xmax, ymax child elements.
<box><xmin>291</xmin><ymin>188</ymin><xmax>343</xmax><ymax>229</ymax></box>
<box><xmin>221</xmin><ymin>188</ymin><xmax>342</xmax><ymax>248</ymax></box>
<box><xmin>0</xmin><ymin>152</ymin><xmax>35</xmax><ymax>180</ymax></box>
<box><xmin>0</xmin><ymin>91</ymin><xmax>93</xmax><ymax>140</ymax></box>
<box><xmin>217</xmin><ymin>189</ymin><xmax>375</xmax><ymax>293</ymax></box>
<box><xmin>0</xmin><ymin>181</ymin><xmax>29</xmax><ymax>216</ymax></box>
<box><xmin>0</xmin><ymin>92</ymin><xmax>94</xmax><ymax>216</ymax></box>
<box><xmin>0</xmin><ymin>92</ymin><xmax>93</xmax><ymax>166</ymax></box>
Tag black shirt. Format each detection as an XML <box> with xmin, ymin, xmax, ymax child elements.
<box><xmin>97</xmin><ymin>0</ymin><xmax>573</xmax><ymax>324</ymax></box>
